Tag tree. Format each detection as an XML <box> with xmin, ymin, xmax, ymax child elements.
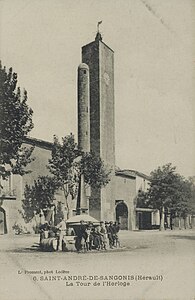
<box><xmin>48</xmin><ymin>134</ymin><xmax>81</xmax><ymax>217</ymax></box>
<box><xmin>80</xmin><ymin>152</ymin><xmax>110</xmax><ymax>189</ymax></box>
<box><xmin>146</xmin><ymin>163</ymin><xmax>180</xmax><ymax>230</ymax></box>
<box><xmin>188</xmin><ymin>176</ymin><xmax>195</xmax><ymax>215</ymax></box>
<box><xmin>0</xmin><ymin>63</ymin><xmax>34</xmax><ymax>180</ymax></box>
<box><xmin>146</xmin><ymin>163</ymin><xmax>193</xmax><ymax>230</ymax></box>
<box><xmin>135</xmin><ymin>190</ymin><xmax>149</xmax><ymax>208</ymax></box>
<box><xmin>21</xmin><ymin>176</ymin><xmax>59</xmax><ymax>223</ymax></box>
<box><xmin>48</xmin><ymin>134</ymin><xmax>111</xmax><ymax>218</ymax></box>
<box><xmin>170</xmin><ymin>176</ymin><xmax>192</xmax><ymax>229</ymax></box>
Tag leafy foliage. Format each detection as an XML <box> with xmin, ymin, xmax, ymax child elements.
<box><xmin>80</xmin><ymin>152</ymin><xmax>110</xmax><ymax>188</ymax></box>
<box><xmin>12</xmin><ymin>146</ymin><xmax>35</xmax><ymax>175</ymax></box>
<box><xmin>170</xmin><ymin>176</ymin><xmax>192</xmax><ymax>218</ymax></box>
<box><xmin>186</xmin><ymin>176</ymin><xmax>195</xmax><ymax>215</ymax></box>
<box><xmin>22</xmin><ymin>176</ymin><xmax>59</xmax><ymax>222</ymax></box>
<box><xmin>0</xmin><ymin>62</ymin><xmax>34</xmax><ymax>179</ymax></box>
<box><xmin>136</xmin><ymin>190</ymin><xmax>149</xmax><ymax>208</ymax></box>
<box><xmin>147</xmin><ymin>163</ymin><xmax>194</xmax><ymax>217</ymax></box>
<box><xmin>48</xmin><ymin>134</ymin><xmax>110</xmax><ymax>194</ymax></box>
<box><xmin>139</xmin><ymin>163</ymin><xmax>194</xmax><ymax>230</ymax></box>
<box><xmin>147</xmin><ymin>163</ymin><xmax>178</xmax><ymax>212</ymax></box>
<box><xmin>48</xmin><ymin>134</ymin><xmax>81</xmax><ymax>200</ymax></box>
<box><xmin>48</xmin><ymin>134</ymin><xmax>111</xmax><ymax>216</ymax></box>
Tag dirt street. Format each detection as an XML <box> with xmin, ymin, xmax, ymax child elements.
<box><xmin>0</xmin><ymin>229</ymin><xmax>194</xmax><ymax>300</ymax></box>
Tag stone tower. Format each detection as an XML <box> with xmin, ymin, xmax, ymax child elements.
<box><xmin>77</xmin><ymin>63</ymin><xmax>90</xmax><ymax>214</ymax></box>
<box><xmin>82</xmin><ymin>32</ymin><xmax>115</xmax><ymax>170</ymax></box>
<box><xmin>77</xmin><ymin>63</ymin><xmax>90</xmax><ymax>152</ymax></box>
<box><xmin>80</xmin><ymin>32</ymin><xmax>115</xmax><ymax>220</ymax></box>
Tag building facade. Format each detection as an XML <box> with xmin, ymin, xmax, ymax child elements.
<box><xmin>0</xmin><ymin>137</ymin><xmax>66</xmax><ymax>234</ymax></box>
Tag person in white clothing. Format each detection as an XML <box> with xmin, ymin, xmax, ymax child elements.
<box><xmin>56</xmin><ymin>217</ymin><xmax>66</xmax><ymax>251</ymax></box>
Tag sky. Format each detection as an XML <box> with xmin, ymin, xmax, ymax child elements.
<box><xmin>0</xmin><ymin>0</ymin><xmax>195</xmax><ymax>177</ymax></box>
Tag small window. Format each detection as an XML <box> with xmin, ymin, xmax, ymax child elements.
<box><xmin>83</xmin><ymin>70</ymin><xmax>86</xmax><ymax>74</ymax></box>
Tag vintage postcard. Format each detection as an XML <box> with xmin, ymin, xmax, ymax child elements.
<box><xmin>0</xmin><ymin>1</ymin><xmax>194</xmax><ymax>300</ymax></box>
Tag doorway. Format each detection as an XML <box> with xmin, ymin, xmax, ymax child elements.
<box><xmin>115</xmin><ymin>202</ymin><xmax>128</xmax><ymax>230</ymax></box>
<box><xmin>0</xmin><ymin>207</ymin><xmax>7</xmax><ymax>234</ymax></box>
<box><xmin>136</xmin><ymin>211</ymin><xmax>152</xmax><ymax>230</ymax></box>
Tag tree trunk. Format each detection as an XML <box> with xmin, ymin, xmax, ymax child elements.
<box><xmin>63</xmin><ymin>187</ymin><xmax>70</xmax><ymax>220</ymax></box>
<box><xmin>178</xmin><ymin>216</ymin><xmax>181</xmax><ymax>230</ymax></box>
<box><xmin>170</xmin><ymin>214</ymin><xmax>173</xmax><ymax>230</ymax></box>
<box><xmin>159</xmin><ymin>206</ymin><xmax>165</xmax><ymax>231</ymax></box>
<box><xmin>184</xmin><ymin>217</ymin><xmax>187</xmax><ymax>229</ymax></box>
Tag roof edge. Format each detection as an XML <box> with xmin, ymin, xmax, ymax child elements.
<box><xmin>82</xmin><ymin>39</ymin><xmax>114</xmax><ymax>53</ymax></box>
<box><xmin>115</xmin><ymin>171</ymin><xmax>136</xmax><ymax>179</ymax></box>
<box><xmin>116</xmin><ymin>169</ymin><xmax>150</xmax><ymax>180</ymax></box>
<box><xmin>23</xmin><ymin>136</ymin><xmax>53</xmax><ymax>151</ymax></box>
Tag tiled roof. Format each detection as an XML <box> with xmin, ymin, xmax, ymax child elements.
<box><xmin>115</xmin><ymin>169</ymin><xmax>150</xmax><ymax>180</ymax></box>
<box><xmin>115</xmin><ymin>170</ymin><xmax>136</xmax><ymax>179</ymax></box>
<box><xmin>23</xmin><ymin>136</ymin><xmax>53</xmax><ymax>151</ymax></box>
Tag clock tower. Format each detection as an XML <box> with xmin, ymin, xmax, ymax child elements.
<box><xmin>81</xmin><ymin>32</ymin><xmax>115</xmax><ymax>220</ymax></box>
<box><xmin>82</xmin><ymin>32</ymin><xmax>115</xmax><ymax>170</ymax></box>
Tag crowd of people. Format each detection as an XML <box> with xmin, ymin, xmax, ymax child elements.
<box><xmin>39</xmin><ymin>218</ymin><xmax>121</xmax><ymax>252</ymax></box>
<box><xmin>75</xmin><ymin>220</ymin><xmax>121</xmax><ymax>252</ymax></box>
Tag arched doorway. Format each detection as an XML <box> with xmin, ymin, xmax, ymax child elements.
<box><xmin>115</xmin><ymin>202</ymin><xmax>128</xmax><ymax>230</ymax></box>
<box><xmin>0</xmin><ymin>207</ymin><xmax>7</xmax><ymax>234</ymax></box>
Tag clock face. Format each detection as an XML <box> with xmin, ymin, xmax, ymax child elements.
<box><xmin>103</xmin><ymin>72</ymin><xmax>110</xmax><ymax>86</ymax></box>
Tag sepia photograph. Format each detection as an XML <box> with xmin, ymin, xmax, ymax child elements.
<box><xmin>0</xmin><ymin>1</ymin><xmax>195</xmax><ymax>299</ymax></box>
